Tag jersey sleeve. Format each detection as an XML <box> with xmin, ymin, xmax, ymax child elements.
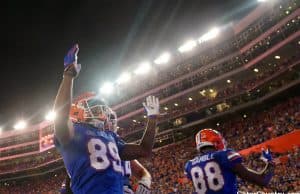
<box><xmin>227</xmin><ymin>150</ymin><xmax>242</xmax><ymax>164</ymax></box>
<box><xmin>225</xmin><ymin>149</ymin><xmax>243</xmax><ymax>169</ymax></box>
<box><xmin>184</xmin><ymin>161</ymin><xmax>192</xmax><ymax>180</ymax></box>
<box><xmin>214</xmin><ymin>149</ymin><xmax>242</xmax><ymax>169</ymax></box>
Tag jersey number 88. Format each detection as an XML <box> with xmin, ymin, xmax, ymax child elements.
<box><xmin>191</xmin><ymin>161</ymin><xmax>225</xmax><ymax>193</ymax></box>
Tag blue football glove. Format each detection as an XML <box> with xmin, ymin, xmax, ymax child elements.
<box><xmin>64</xmin><ymin>44</ymin><xmax>79</xmax><ymax>68</ymax></box>
<box><xmin>64</xmin><ymin>44</ymin><xmax>81</xmax><ymax>77</ymax></box>
<box><xmin>261</xmin><ymin>149</ymin><xmax>273</xmax><ymax>163</ymax></box>
<box><xmin>260</xmin><ymin>149</ymin><xmax>275</xmax><ymax>186</ymax></box>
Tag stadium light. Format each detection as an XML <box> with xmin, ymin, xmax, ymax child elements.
<box><xmin>257</xmin><ymin>0</ymin><xmax>267</xmax><ymax>2</ymax></box>
<box><xmin>274</xmin><ymin>55</ymin><xmax>280</xmax><ymax>59</ymax></box>
<box><xmin>188</xmin><ymin>97</ymin><xmax>193</xmax><ymax>101</ymax></box>
<box><xmin>254</xmin><ymin>68</ymin><xmax>259</xmax><ymax>73</ymax></box>
<box><xmin>116</xmin><ymin>72</ymin><xmax>131</xmax><ymax>85</ymax></box>
<box><xmin>134</xmin><ymin>62</ymin><xmax>151</xmax><ymax>75</ymax></box>
<box><xmin>198</xmin><ymin>27</ymin><xmax>220</xmax><ymax>43</ymax></box>
<box><xmin>164</xmin><ymin>107</ymin><xmax>168</xmax><ymax>111</ymax></box>
<box><xmin>100</xmin><ymin>82</ymin><xmax>114</xmax><ymax>95</ymax></box>
<box><xmin>0</xmin><ymin>127</ymin><xmax>2</xmax><ymax>133</ymax></box>
<box><xmin>227</xmin><ymin>79</ymin><xmax>231</xmax><ymax>83</ymax></box>
<box><xmin>14</xmin><ymin>120</ymin><xmax>27</xmax><ymax>130</ymax></box>
<box><xmin>45</xmin><ymin>111</ymin><xmax>56</xmax><ymax>121</ymax></box>
<box><xmin>178</xmin><ymin>40</ymin><xmax>197</xmax><ymax>53</ymax></box>
<box><xmin>174</xmin><ymin>103</ymin><xmax>179</xmax><ymax>107</ymax></box>
<box><xmin>154</xmin><ymin>52</ymin><xmax>171</xmax><ymax>65</ymax></box>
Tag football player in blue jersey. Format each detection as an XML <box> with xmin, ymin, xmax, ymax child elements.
<box><xmin>54</xmin><ymin>44</ymin><xmax>159</xmax><ymax>194</ymax></box>
<box><xmin>184</xmin><ymin>128</ymin><xmax>275</xmax><ymax>194</ymax></box>
<box><xmin>122</xmin><ymin>160</ymin><xmax>151</xmax><ymax>194</ymax></box>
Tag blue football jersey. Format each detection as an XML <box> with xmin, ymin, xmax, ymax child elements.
<box><xmin>121</xmin><ymin>160</ymin><xmax>132</xmax><ymax>186</ymax></box>
<box><xmin>55</xmin><ymin>123</ymin><xmax>125</xmax><ymax>194</ymax></box>
<box><xmin>184</xmin><ymin>149</ymin><xmax>242</xmax><ymax>194</ymax></box>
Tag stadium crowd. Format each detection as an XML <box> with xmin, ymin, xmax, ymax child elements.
<box><xmin>0</xmin><ymin>131</ymin><xmax>38</xmax><ymax>148</ymax></box>
<box><xmin>0</xmin><ymin>151</ymin><xmax>60</xmax><ymax>174</ymax></box>
<box><xmin>0</xmin><ymin>95</ymin><xmax>299</xmax><ymax>193</ymax></box>
<box><xmin>119</xmin><ymin>55</ymin><xmax>300</xmax><ymax>136</ymax></box>
<box><xmin>115</xmin><ymin>12</ymin><xmax>300</xmax><ymax>118</ymax></box>
<box><xmin>112</xmin><ymin>0</ymin><xmax>299</xmax><ymax>106</ymax></box>
<box><xmin>221</xmin><ymin>96</ymin><xmax>300</xmax><ymax>150</ymax></box>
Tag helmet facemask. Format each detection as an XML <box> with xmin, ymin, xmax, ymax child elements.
<box><xmin>74</xmin><ymin>98</ymin><xmax>118</xmax><ymax>132</ymax></box>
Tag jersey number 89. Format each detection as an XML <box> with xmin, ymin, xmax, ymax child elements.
<box><xmin>87</xmin><ymin>138</ymin><xmax>122</xmax><ymax>173</ymax></box>
<box><xmin>191</xmin><ymin>161</ymin><xmax>225</xmax><ymax>193</ymax></box>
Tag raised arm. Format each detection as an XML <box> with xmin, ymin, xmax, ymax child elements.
<box><xmin>233</xmin><ymin>149</ymin><xmax>275</xmax><ymax>187</ymax></box>
<box><xmin>54</xmin><ymin>44</ymin><xmax>81</xmax><ymax>145</ymax></box>
<box><xmin>131</xmin><ymin>160</ymin><xmax>151</xmax><ymax>182</ymax></box>
<box><xmin>131</xmin><ymin>160</ymin><xmax>151</xmax><ymax>194</ymax></box>
<box><xmin>120</xmin><ymin>96</ymin><xmax>159</xmax><ymax>160</ymax></box>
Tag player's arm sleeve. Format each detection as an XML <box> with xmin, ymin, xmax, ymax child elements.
<box><xmin>184</xmin><ymin>162</ymin><xmax>192</xmax><ymax>180</ymax></box>
<box><xmin>226</xmin><ymin>150</ymin><xmax>243</xmax><ymax>168</ymax></box>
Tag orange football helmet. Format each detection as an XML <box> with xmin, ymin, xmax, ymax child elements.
<box><xmin>195</xmin><ymin>128</ymin><xmax>226</xmax><ymax>151</ymax></box>
<box><xmin>69</xmin><ymin>92</ymin><xmax>117</xmax><ymax>132</ymax></box>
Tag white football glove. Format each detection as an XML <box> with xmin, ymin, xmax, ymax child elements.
<box><xmin>123</xmin><ymin>185</ymin><xmax>134</xmax><ymax>194</ymax></box>
<box><xmin>142</xmin><ymin>96</ymin><xmax>159</xmax><ymax>117</ymax></box>
<box><xmin>136</xmin><ymin>177</ymin><xmax>151</xmax><ymax>194</ymax></box>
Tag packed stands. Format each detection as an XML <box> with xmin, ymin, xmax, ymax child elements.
<box><xmin>109</xmin><ymin>0</ymin><xmax>300</xmax><ymax>106</ymax></box>
<box><xmin>0</xmin><ymin>95</ymin><xmax>299</xmax><ymax>193</ymax></box>
<box><xmin>112</xmin><ymin>0</ymin><xmax>300</xmax><ymax>117</ymax></box>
